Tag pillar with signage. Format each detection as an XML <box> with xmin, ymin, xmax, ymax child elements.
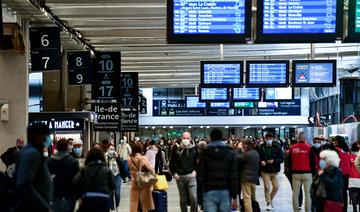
<box><xmin>121</xmin><ymin>72</ymin><xmax>139</xmax><ymax>132</ymax></box>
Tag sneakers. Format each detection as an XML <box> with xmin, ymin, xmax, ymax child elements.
<box><xmin>266</xmin><ymin>203</ymin><xmax>272</xmax><ymax>211</ymax></box>
<box><xmin>271</xmin><ymin>202</ymin><xmax>275</xmax><ymax>209</ymax></box>
<box><xmin>298</xmin><ymin>206</ymin><xmax>302</xmax><ymax>210</ymax></box>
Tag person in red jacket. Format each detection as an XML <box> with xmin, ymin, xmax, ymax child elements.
<box><xmin>311</xmin><ymin>137</ymin><xmax>322</xmax><ymax>172</ymax></box>
<box><xmin>333</xmin><ymin>135</ymin><xmax>351</xmax><ymax>212</ymax></box>
<box><xmin>349</xmin><ymin>142</ymin><xmax>360</xmax><ymax>212</ymax></box>
<box><xmin>287</xmin><ymin>132</ymin><xmax>316</xmax><ymax>212</ymax></box>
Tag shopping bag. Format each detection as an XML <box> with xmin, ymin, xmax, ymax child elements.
<box><xmin>153</xmin><ymin>175</ymin><xmax>169</xmax><ymax>191</ymax></box>
<box><xmin>323</xmin><ymin>200</ymin><xmax>343</xmax><ymax>212</ymax></box>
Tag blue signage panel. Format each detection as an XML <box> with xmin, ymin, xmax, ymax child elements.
<box><xmin>232</xmin><ymin>88</ymin><xmax>260</xmax><ymax>101</ymax></box>
<box><xmin>202</xmin><ymin>62</ymin><xmax>243</xmax><ymax>86</ymax></box>
<box><xmin>173</xmin><ymin>0</ymin><xmax>247</xmax><ymax>34</ymax></box>
<box><xmin>186</xmin><ymin>96</ymin><xmax>207</xmax><ymax>108</ymax></box>
<box><xmin>246</xmin><ymin>61</ymin><xmax>289</xmax><ymax>87</ymax></box>
<box><xmin>293</xmin><ymin>60</ymin><xmax>336</xmax><ymax>87</ymax></box>
<box><xmin>258</xmin><ymin>100</ymin><xmax>301</xmax><ymax>116</ymax></box>
<box><xmin>200</xmin><ymin>88</ymin><xmax>229</xmax><ymax>101</ymax></box>
<box><xmin>210</xmin><ymin>102</ymin><xmax>231</xmax><ymax>108</ymax></box>
<box><xmin>264</xmin><ymin>87</ymin><xmax>293</xmax><ymax>101</ymax></box>
<box><xmin>262</xmin><ymin>0</ymin><xmax>337</xmax><ymax>34</ymax></box>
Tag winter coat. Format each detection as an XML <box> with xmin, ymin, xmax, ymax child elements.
<box><xmin>258</xmin><ymin>143</ymin><xmax>284</xmax><ymax>173</ymax></box>
<box><xmin>238</xmin><ymin>149</ymin><xmax>260</xmax><ymax>184</ymax></box>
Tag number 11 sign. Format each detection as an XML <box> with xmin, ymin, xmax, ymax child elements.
<box><xmin>92</xmin><ymin>52</ymin><xmax>120</xmax><ymax>100</ymax></box>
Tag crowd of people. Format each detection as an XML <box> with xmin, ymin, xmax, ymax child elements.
<box><xmin>1</xmin><ymin>122</ymin><xmax>360</xmax><ymax>212</ymax></box>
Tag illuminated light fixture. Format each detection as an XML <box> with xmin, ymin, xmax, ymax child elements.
<box><xmin>163</xmin><ymin>126</ymin><xmax>166</xmax><ymax>129</ymax></box>
<box><xmin>145</xmin><ymin>126</ymin><xmax>149</xmax><ymax>129</ymax></box>
<box><xmin>225</xmin><ymin>126</ymin><xmax>229</xmax><ymax>129</ymax></box>
<box><xmin>169</xmin><ymin>126</ymin><xmax>174</xmax><ymax>129</ymax></box>
<box><xmin>152</xmin><ymin>126</ymin><xmax>156</xmax><ymax>129</ymax></box>
<box><xmin>262</xmin><ymin>126</ymin><xmax>266</xmax><ymax>129</ymax></box>
<box><xmin>200</xmin><ymin>126</ymin><xmax>204</xmax><ymax>129</ymax></box>
<box><xmin>293</xmin><ymin>126</ymin><xmax>297</xmax><ymax>128</ymax></box>
<box><xmin>188</xmin><ymin>126</ymin><xmax>192</xmax><ymax>129</ymax></box>
<box><xmin>281</xmin><ymin>126</ymin><xmax>285</xmax><ymax>129</ymax></box>
<box><xmin>206</xmin><ymin>126</ymin><xmax>210</xmax><ymax>129</ymax></box>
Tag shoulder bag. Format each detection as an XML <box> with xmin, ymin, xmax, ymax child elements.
<box><xmin>130</xmin><ymin>156</ymin><xmax>157</xmax><ymax>189</ymax></box>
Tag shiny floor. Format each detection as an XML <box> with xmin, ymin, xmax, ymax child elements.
<box><xmin>119</xmin><ymin>172</ymin><xmax>354</xmax><ymax>212</ymax></box>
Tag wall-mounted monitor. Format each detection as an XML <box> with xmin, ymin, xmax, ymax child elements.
<box><xmin>345</xmin><ymin>0</ymin><xmax>360</xmax><ymax>41</ymax></box>
<box><xmin>185</xmin><ymin>96</ymin><xmax>207</xmax><ymax>108</ymax></box>
<box><xmin>258</xmin><ymin>102</ymin><xmax>279</xmax><ymax>109</ymax></box>
<box><xmin>199</xmin><ymin>87</ymin><xmax>229</xmax><ymax>102</ymax></box>
<box><xmin>232</xmin><ymin>88</ymin><xmax>261</xmax><ymax>101</ymax></box>
<box><xmin>264</xmin><ymin>87</ymin><xmax>293</xmax><ymax>101</ymax></box>
<box><xmin>201</xmin><ymin>61</ymin><xmax>244</xmax><ymax>87</ymax></box>
<box><xmin>167</xmin><ymin>0</ymin><xmax>252</xmax><ymax>43</ymax></box>
<box><xmin>246</xmin><ymin>61</ymin><xmax>289</xmax><ymax>87</ymax></box>
<box><xmin>292</xmin><ymin>60</ymin><xmax>337</xmax><ymax>87</ymax></box>
<box><xmin>210</xmin><ymin>102</ymin><xmax>231</xmax><ymax>108</ymax></box>
<box><xmin>256</xmin><ymin>0</ymin><xmax>343</xmax><ymax>43</ymax></box>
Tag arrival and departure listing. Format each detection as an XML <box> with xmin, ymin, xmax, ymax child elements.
<box><xmin>263</xmin><ymin>0</ymin><xmax>337</xmax><ymax>34</ymax></box>
<box><xmin>248</xmin><ymin>63</ymin><xmax>287</xmax><ymax>84</ymax></box>
<box><xmin>204</xmin><ymin>64</ymin><xmax>241</xmax><ymax>85</ymax></box>
<box><xmin>173</xmin><ymin>0</ymin><xmax>246</xmax><ymax>34</ymax></box>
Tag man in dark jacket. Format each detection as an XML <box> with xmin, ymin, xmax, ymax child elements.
<box><xmin>47</xmin><ymin>138</ymin><xmax>80</xmax><ymax>212</ymax></box>
<box><xmin>1</xmin><ymin>138</ymin><xmax>24</xmax><ymax>172</ymax></box>
<box><xmin>238</xmin><ymin>138</ymin><xmax>260</xmax><ymax>212</ymax></box>
<box><xmin>170</xmin><ymin>132</ymin><xmax>198</xmax><ymax>212</ymax></box>
<box><xmin>258</xmin><ymin>133</ymin><xmax>284</xmax><ymax>211</ymax></box>
<box><xmin>197</xmin><ymin>129</ymin><xmax>238</xmax><ymax>212</ymax></box>
<box><xmin>15</xmin><ymin>123</ymin><xmax>53</xmax><ymax>212</ymax></box>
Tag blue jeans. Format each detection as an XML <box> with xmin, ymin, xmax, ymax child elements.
<box><xmin>113</xmin><ymin>174</ymin><xmax>122</xmax><ymax>208</ymax></box>
<box><xmin>52</xmin><ymin>198</ymin><xmax>75</xmax><ymax>212</ymax></box>
<box><xmin>123</xmin><ymin>160</ymin><xmax>131</xmax><ymax>179</ymax></box>
<box><xmin>203</xmin><ymin>190</ymin><xmax>230</xmax><ymax>212</ymax></box>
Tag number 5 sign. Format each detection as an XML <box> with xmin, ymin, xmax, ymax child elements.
<box><xmin>92</xmin><ymin>52</ymin><xmax>121</xmax><ymax>100</ymax></box>
<box><xmin>30</xmin><ymin>27</ymin><xmax>61</xmax><ymax>72</ymax></box>
<box><xmin>68</xmin><ymin>51</ymin><xmax>92</xmax><ymax>85</ymax></box>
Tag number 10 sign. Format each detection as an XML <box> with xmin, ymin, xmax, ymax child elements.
<box><xmin>92</xmin><ymin>52</ymin><xmax>120</xmax><ymax>100</ymax></box>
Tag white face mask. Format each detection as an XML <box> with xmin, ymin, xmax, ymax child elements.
<box><xmin>108</xmin><ymin>149</ymin><xmax>115</xmax><ymax>156</ymax></box>
<box><xmin>182</xmin><ymin>139</ymin><xmax>190</xmax><ymax>146</ymax></box>
<box><xmin>43</xmin><ymin>151</ymin><xmax>49</xmax><ymax>157</ymax></box>
<box><xmin>266</xmin><ymin>140</ymin><xmax>272</xmax><ymax>145</ymax></box>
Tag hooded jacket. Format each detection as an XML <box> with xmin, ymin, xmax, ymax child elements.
<box><xmin>169</xmin><ymin>143</ymin><xmax>197</xmax><ymax>176</ymax></box>
<box><xmin>47</xmin><ymin>151</ymin><xmax>80</xmax><ymax>198</ymax></box>
<box><xmin>197</xmin><ymin>141</ymin><xmax>238</xmax><ymax>199</ymax></box>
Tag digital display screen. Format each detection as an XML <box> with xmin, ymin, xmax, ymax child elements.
<box><xmin>173</xmin><ymin>0</ymin><xmax>247</xmax><ymax>35</ymax></box>
<box><xmin>262</xmin><ymin>0</ymin><xmax>337</xmax><ymax>34</ymax></box>
<box><xmin>200</xmin><ymin>88</ymin><xmax>229</xmax><ymax>101</ymax></box>
<box><xmin>258</xmin><ymin>102</ymin><xmax>279</xmax><ymax>109</ymax></box>
<box><xmin>265</xmin><ymin>87</ymin><xmax>293</xmax><ymax>101</ymax></box>
<box><xmin>293</xmin><ymin>60</ymin><xmax>336</xmax><ymax>87</ymax></box>
<box><xmin>246</xmin><ymin>61</ymin><xmax>289</xmax><ymax>86</ymax></box>
<box><xmin>186</xmin><ymin>96</ymin><xmax>207</xmax><ymax>108</ymax></box>
<box><xmin>210</xmin><ymin>102</ymin><xmax>231</xmax><ymax>108</ymax></box>
<box><xmin>202</xmin><ymin>62</ymin><xmax>243</xmax><ymax>86</ymax></box>
<box><xmin>355</xmin><ymin>0</ymin><xmax>360</xmax><ymax>33</ymax></box>
<box><xmin>234</xmin><ymin>102</ymin><xmax>255</xmax><ymax>108</ymax></box>
<box><xmin>232</xmin><ymin>88</ymin><xmax>260</xmax><ymax>101</ymax></box>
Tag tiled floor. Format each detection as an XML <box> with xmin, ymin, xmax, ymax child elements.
<box><xmin>119</xmin><ymin>172</ymin><xmax>353</xmax><ymax>212</ymax></box>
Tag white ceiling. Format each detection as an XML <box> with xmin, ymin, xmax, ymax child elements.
<box><xmin>3</xmin><ymin>0</ymin><xmax>360</xmax><ymax>87</ymax></box>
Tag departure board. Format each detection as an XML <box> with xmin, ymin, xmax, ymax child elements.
<box><xmin>200</xmin><ymin>88</ymin><xmax>229</xmax><ymax>101</ymax></box>
<box><xmin>264</xmin><ymin>87</ymin><xmax>293</xmax><ymax>101</ymax></box>
<box><xmin>232</xmin><ymin>88</ymin><xmax>260</xmax><ymax>101</ymax></box>
<box><xmin>292</xmin><ymin>60</ymin><xmax>336</xmax><ymax>87</ymax></box>
<box><xmin>346</xmin><ymin>0</ymin><xmax>360</xmax><ymax>41</ymax></box>
<box><xmin>246</xmin><ymin>61</ymin><xmax>289</xmax><ymax>87</ymax></box>
<box><xmin>355</xmin><ymin>0</ymin><xmax>360</xmax><ymax>32</ymax></box>
<box><xmin>201</xmin><ymin>62</ymin><xmax>243</xmax><ymax>86</ymax></box>
<box><xmin>210</xmin><ymin>102</ymin><xmax>231</xmax><ymax>108</ymax></box>
<box><xmin>186</xmin><ymin>96</ymin><xmax>207</xmax><ymax>108</ymax></box>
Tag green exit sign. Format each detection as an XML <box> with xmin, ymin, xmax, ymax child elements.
<box><xmin>234</xmin><ymin>102</ymin><xmax>254</xmax><ymax>108</ymax></box>
<box><xmin>356</xmin><ymin>0</ymin><xmax>360</xmax><ymax>32</ymax></box>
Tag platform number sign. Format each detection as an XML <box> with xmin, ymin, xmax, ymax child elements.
<box><xmin>92</xmin><ymin>52</ymin><xmax>120</xmax><ymax>100</ymax></box>
<box><xmin>120</xmin><ymin>72</ymin><xmax>139</xmax><ymax>132</ymax></box>
<box><xmin>30</xmin><ymin>27</ymin><xmax>61</xmax><ymax>72</ymax></box>
<box><xmin>68</xmin><ymin>52</ymin><xmax>91</xmax><ymax>85</ymax></box>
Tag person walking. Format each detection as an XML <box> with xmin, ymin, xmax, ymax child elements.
<box><xmin>349</xmin><ymin>142</ymin><xmax>360</xmax><ymax>212</ymax></box>
<box><xmin>237</xmin><ymin>138</ymin><xmax>260</xmax><ymax>212</ymax></box>
<box><xmin>117</xmin><ymin>139</ymin><xmax>132</xmax><ymax>182</ymax></box>
<box><xmin>72</xmin><ymin>148</ymin><xmax>115</xmax><ymax>212</ymax></box>
<box><xmin>145</xmin><ymin>140</ymin><xmax>158</xmax><ymax>169</ymax></box>
<box><xmin>72</xmin><ymin>139</ymin><xmax>86</xmax><ymax>168</ymax></box>
<box><xmin>128</xmin><ymin>142</ymin><xmax>155</xmax><ymax>212</ymax></box>
<box><xmin>197</xmin><ymin>129</ymin><xmax>238</xmax><ymax>212</ymax></box>
<box><xmin>47</xmin><ymin>138</ymin><xmax>80</xmax><ymax>212</ymax></box>
<box><xmin>257</xmin><ymin>133</ymin><xmax>284</xmax><ymax>211</ymax></box>
<box><xmin>15</xmin><ymin>123</ymin><xmax>53</xmax><ymax>212</ymax></box>
<box><xmin>170</xmin><ymin>132</ymin><xmax>198</xmax><ymax>212</ymax></box>
<box><xmin>287</xmin><ymin>134</ymin><xmax>316</xmax><ymax>212</ymax></box>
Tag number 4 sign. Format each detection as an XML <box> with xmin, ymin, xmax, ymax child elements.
<box><xmin>68</xmin><ymin>51</ymin><xmax>92</xmax><ymax>85</ymax></box>
<box><xmin>30</xmin><ymin>27</ymin><xmax>61</xmax><ymax>72</ymax></box>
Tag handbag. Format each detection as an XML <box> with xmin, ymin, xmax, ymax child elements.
<box><xmin>153</xmin><ymin>175</ymin><xmax>169</xmax><ymax>191</ymax></box>
<box><xmin>130</xmin><ymin>157</ymin><xmax>157</xmax><ymax>189</ymax></box>
<box><xmin>323</xmin><ymin>200</ymin><xmax>343</xmax><ymax>212</ymax></box>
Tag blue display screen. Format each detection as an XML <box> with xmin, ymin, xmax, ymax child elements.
<box><xmin>186</xmin><ymin>96</ymin><xmax>207</xmax><ymax>108</ymax></box>
<box><xmin>248</xmin><ymin>63</ymin><xmax>288</xmax><ymax>85</ymax></box>
<box><xmin>200</xmin><ymin>88</ymin><xmax>228</xmax><ymax>101</ymax></box>
<box><xmin>203</xmin><ymin>63</ymin><xmax>242</xmax><ymax>85</ymax></box>
<box><xmin>173</xmin><ymin>0</ymin><xmax>246</xmax><ymax>34</ymax></box>
<box><xmin>210</xmin><ymin>102</ymin><xmax>231</xmax><ymax>108</ymax></box>
<box><xmin>232</xmin><ymin>88</ymin><xmax>260</xmax><ymax>101</ymax></box>
<box><xmin>295</xmin><ymin>63</ymin><xmax>334</xmax><ymax>84</ymax></box>
<box><xmin>265</xmin><ymin>87</ymin><xmax>293</xmax><ymax>100</ymax></box>
<box><xmin>263</xmin><ymin>0</ymin><xmax>337</xmax><ymax>34</ymax></box>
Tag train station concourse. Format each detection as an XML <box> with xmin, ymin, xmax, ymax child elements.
<box><xmin>2</xmin><ymin>0</ymin><xmax>360</xmax><ymax>212</ymax></box>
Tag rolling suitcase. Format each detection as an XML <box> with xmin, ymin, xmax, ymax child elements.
<box><xmin>152</xmin><ymin>190</ymin><xmax>168</xmax><ymax>212</ymax></box>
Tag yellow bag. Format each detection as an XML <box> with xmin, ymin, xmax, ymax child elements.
<box><xmin>153</xmin><ymin>174</ymin><xmax>169</xmax><ymax>191</ymax></box>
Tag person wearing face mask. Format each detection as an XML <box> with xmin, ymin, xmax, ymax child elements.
<box><xmin>287</xmin><ymin>133</ymin><xmax>316</xmax><ymax>212</ymax></box>
<box><xmin>15</xmin><ymin>123</ymin><xmax>53</xmax><ymax>212</ymax></box>
<box><xmin>311</xmin><ymin>138</ymin><xmax>322</xmax><ymax>172</ymax></box>
<box><xmin>106</xmin><ymin>143</ymin><xmax>125</xmax><ymax>210</ymax></box>
<box><xmin>72</xmin><ymin>139</ymin><xmax>85</xmax><ymax>168</ymax></box>
<box><xmin>117</xmin><ymin>138</ymin><xmax>132</xmax><ymax>183</ymax></box>
<box><xmin>257</xmin><ymin>133</ymin><xmax>284</xmax><ymax>211</ymax></box>
<box><xmin>311</xmin><ymin>150</ymin><xmax>344</xmax><ymax>212</ymax></box>
<box><xmin>169</xmin><ymin>132</ymin><xmax>198</xmax><ymax>212</ymax></box>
